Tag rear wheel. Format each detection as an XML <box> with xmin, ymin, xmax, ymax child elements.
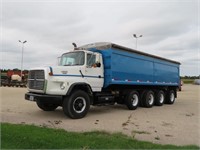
<box><xmin>36</xmin><ymin>101</ymin><xmax>58</xmax><ymax>111</ymax></box>
<box><xmin>125</xmin><ymin>91</ymin><xmax>139</xmax><ymax>110</ymax></box>
<box><xmin>63</xmin><ymin>90</ymin><xmax>90</xmax><ymax>119</ymax></box>
<box><xmin>155</xmin><ymin>90</ymin><xmax>165</xmax><ymax>106</ymax></box>
<box><xmin>166</xmin><ymin>90</ymin><xmax>175</xmax><ymax>104</ymax></box>
<box><xmin>142</xmin><ymin>90</ymin><xmax>155</xmax><ymax>108</ymax></box>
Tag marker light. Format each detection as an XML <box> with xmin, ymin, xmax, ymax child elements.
<box><xmin>60</xmin><ymin>82</ymin><xmax>66</xmax><ymax>90</ymax></box>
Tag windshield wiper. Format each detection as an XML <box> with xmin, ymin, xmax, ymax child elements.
<box><xmin>71</xmin><ymin>64</ymin><xmax>81</xmax><ymax>66</ymax></box>
<box><xmin>64</xmin><ymin>64</ymin><xmax>72</xmax><ymax>66</ymax></box>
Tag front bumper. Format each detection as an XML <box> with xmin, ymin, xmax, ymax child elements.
<box><xmin>25</xmin><ymin>92</ymin><xmax>63</xmax><ymax>105</ymax></box>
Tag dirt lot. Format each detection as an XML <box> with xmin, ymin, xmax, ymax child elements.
<box><xmin>1</xmin><ymin>84</ymin><xmax>200</xmax><ymax>146</ymax></box>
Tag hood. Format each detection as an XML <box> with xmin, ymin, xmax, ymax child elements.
<box><xmin>48</xmin><ymin>65</ymin><xmax>84</xmax><ymax>77</ymax></box>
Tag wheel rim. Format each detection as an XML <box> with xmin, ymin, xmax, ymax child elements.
<box><xmin>170</xmin><ymin>92</ymin><xmax>175</xmax><ymax>102</ymax></box>
<box><xmin>159</xmin><ymin>93</ymin><xmax>164</xmax><ymax>103</ymax></box>
<box><xmin>73</xmin><ymin>97</ymin><xmax>86</xmax><ymax>113</ymax></box>
<box><xmin>131</xmin><ymin>94</ymin><xmax>139</xmax><ymax>106</ymax></box>
<box><xmin>148</xmin><ymin>94</ymin><xmax>154</xmax><ymax>105</ymax></box>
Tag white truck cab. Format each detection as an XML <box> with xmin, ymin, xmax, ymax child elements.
<box><xmin>28</xmin><ymin>50</ymin><xmax>104</xmax><ymax>94</ymax></box>
<box><xmin>26</xmin><ymin>49</ymin><xmax>104</xmax><ymax>119</ymax></box>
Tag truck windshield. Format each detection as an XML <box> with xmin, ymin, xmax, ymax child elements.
<box><xmin>60</xmin><ymin>51</ymin><xmax>85</xmax><ymax>66</ymax></box>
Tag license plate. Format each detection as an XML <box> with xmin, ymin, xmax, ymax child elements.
<box><xmin>29</xmin><ymin>96</ymin><xmax>34</xmax><ymax>101</ymax></box>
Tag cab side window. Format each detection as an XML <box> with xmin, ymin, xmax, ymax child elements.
<box><xmin>87</xmin><ymin>54</ymin><xmax>96</xmax><ymax>67</ymax></box>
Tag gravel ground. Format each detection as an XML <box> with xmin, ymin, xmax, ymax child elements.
<box><xmin>1</xmin><ymin>84</ymin><xmax>200</xmax><ymax>146</ymax></box>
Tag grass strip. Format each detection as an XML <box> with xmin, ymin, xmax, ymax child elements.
<box><xmin>182</xmin><ymin>79</ymin><xmax>195</xmax><ymax>84</ymax></box>
<box><xmin>1</xmin><ymin>123</ymin><xmax>199</xmax><ymax>149</ymax></box>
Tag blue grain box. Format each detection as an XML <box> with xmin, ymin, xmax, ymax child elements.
<box><xmin>80</xmin><ymin>42</ymin><xmax>180</xmax><ymax>88</ymax></box>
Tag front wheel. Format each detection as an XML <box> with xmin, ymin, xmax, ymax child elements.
<box><xmin>36</xmin><ymin>101</ymin><xmax>58</xmax><ymax>111</ymax></box>
<box><xmin>63</xmin><ymin>90</ymin><xmax>90</xmax><ymax>119</ymax></box>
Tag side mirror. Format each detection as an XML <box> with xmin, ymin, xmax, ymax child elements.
<box><xmin>89</xmin><ymin>62</ymin><xmax>101</xmax><ymax>68</ymax></box>
<box><xmin>95</xmin><ymin>62</ymin><xmax>101</xmax><ymax>67</ymax></box>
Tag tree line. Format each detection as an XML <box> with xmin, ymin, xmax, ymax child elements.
<box><xmin>181</xmin><ymin>76</ymin><xmax>200</xmax><ymax>79</ymax></box>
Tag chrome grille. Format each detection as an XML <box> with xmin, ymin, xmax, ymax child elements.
<box><xmin>28</xmin><ymin>70</ymin><xmax>45</xmax><ymax>90</ymax></box>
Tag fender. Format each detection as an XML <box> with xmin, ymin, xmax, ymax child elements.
<box><xmin>66</xmin><ymin>82</ymin><xmax>93</xmax><ymax>96</ymax></box>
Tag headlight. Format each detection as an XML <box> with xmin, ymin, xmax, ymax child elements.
<box><xmin>60</xmin><ymin>82</ymin><xmax>66</xmax><ymax>90</ymax></box>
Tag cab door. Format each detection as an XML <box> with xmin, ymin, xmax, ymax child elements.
<box><xmin>85</xmin><ymin>52</ymin><xmax>104</xmax><ymax>92</ymax></box>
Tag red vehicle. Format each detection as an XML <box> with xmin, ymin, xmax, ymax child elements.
<box><xmin>0</xmin><ymin>69</ymin><xmax>28</xmax><ymax>87</ymax></box>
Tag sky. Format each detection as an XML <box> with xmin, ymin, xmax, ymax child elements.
<box><xmin>1</xmin><ymin>0</ymin><xmax>199</xmax><ymax>76</ymax></box>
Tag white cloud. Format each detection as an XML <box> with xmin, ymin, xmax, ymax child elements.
<box><xmin>1</xmin><ymin>0</ymin><xmax>199</xmax><ymax>76</ymax></box>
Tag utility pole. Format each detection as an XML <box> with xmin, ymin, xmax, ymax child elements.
<box><xmin>133</xmin><ymin>34</ymin><xmax>142</xmax><ymax>49</ymax></box>
<box><xmin>19</xmin><ymin>40</ymin><xmax>27</xmax><ymax>79</ymax></box>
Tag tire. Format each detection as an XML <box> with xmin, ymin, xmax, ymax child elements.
<box><xmin>142</xmin><ymin>90</ymin><xmax>155</xmax><ymax>108</ymax></box>
<box><xmin>125</xmin><ymin>91</ymin><xmax>139</xmax><ymax>110</ymax></box>
<box><xmin>155</xmin><ymin>90</ymin><xmax>165</xmax><ymax>106</ymax></box>
<box><xmin>63</xmin><ymin>90</ymin><xmax>90</xmax><ymax>119</ymax></box>
<box><xmin>36</xmin><ymin>101</ymin><xmax>58</xmax><ymax>111</ymax></box>
<box><xmin>166</xmin><ymin>90</ymin><xmax>175</xmax><ymax>104</ymax></box>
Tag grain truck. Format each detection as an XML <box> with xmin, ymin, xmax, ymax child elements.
<box><xmin>25</xmin><ymin>42</ymin><xmax>180</xmax><ymax>119</ymax></box>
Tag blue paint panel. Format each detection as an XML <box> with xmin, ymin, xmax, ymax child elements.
<box><xmin>111</xmin><ymin>51</ymin><xmax>154</xmax><ymax>82</ymax></box>
<box><xmin>154</xmin><ymin>62</ymin><xmax>179</xmax><ymax>83</ymax></box>
<box><xmin>89</xmin><ymin>47</ymin><xmax>180</xmax><ymax>88</ymax></box>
